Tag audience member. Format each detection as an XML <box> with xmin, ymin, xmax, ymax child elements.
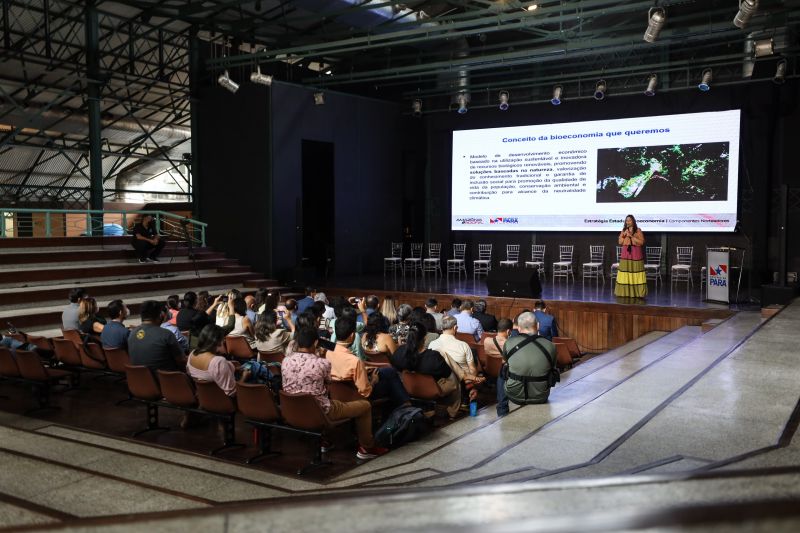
<box><xmin>455</xmin><ymin>300</ymin><xmax>484</xmax><ymax>342</ymax></box>
<box><xmin>128</xmin><ymin>300</ymin><xmax>185</xmax><ymax>371</ymax></box>
<box><xmin>161</xmin><ymin>306</ymin><xmax>190</xmax><ymax>353</ymax></box>
<box><xmin>484</xmin><ymin>318</ymin><xmax>512</xmax><ymax>359</ymax></box>
<box><xmin>78</xmin><ymin>297</ymin><xmax>105</xmax><ymax>339</ymax></box>
<box><xmin>310</xmin><ymin>301</ymin><xmax>330</xmax><ymax>334</ymax></box>
<box><xmin>254</xmin><ymin>310</ymin><xmax>293</xmax><ymax>354</ymax></box>
<box><xmin>62</xmin><ymin>287</ymin><xmax>86</xmax><ymax>331</ymax></box>
<box><xmin>281</xmin><ymin>298</ymin><xmax>298</xmax><ymax>328</ymax></box>
<box><xmin>327</xmin><ymin>317</ymin><xmax>410</xmax><ymax>409</ymax></box>
<box><xmin>255</xmin><ymin>289</ymin><xmax>279</xmax><ymax>315</ymax></box>
<box><xmin>390</xmin><ymin>322</ymin><xmax>461</xmax><ymax>418</ymax></box>
<box><xmin>380</xmin><ymin>296</ymin><xmax>398</xmax><ymax>325</ymax></box>
<box><xmin>100</xmin><ymin>299</ymin><xmax>130</xmax><ymax>349</ymax></box>
<box><xmin>330</xmin><ymin>302</ymin><xmax>367</xmax><ymax>360</ymax></box>
<box><xmin>473</xmin><ymin>299</ymin><xmax>498</xmax><ymax>332</ymax></box>
<box><xmin>131</xmin><ymin>213</ymin><xmax>165</xmax><ymax>263</ymax></box>
<box><xmin>245</xmin><ymin>295</ymin><xmax>258</xmax><ymax>324</ymax></box>
<box><xmin>296</xmin><ymin>287</ymin><xmax>316</xmax><ymax>314</ymax></box>
<box><xmin>496</xmin><ymin>312</ymin><xmax>557</xmax><ymax>417</ymax></box>
<box><xmin>315</xmin><ymin>292</ymin><xmax>335</xmax><ymax>321</ymax></box>
<box><xmin>447</xmin><ymin>298</ymin><xmax>463</xmax><ymax>317</ymax></box>
<box><xmin>420</xmin><ymin>313</ymin><xmax>440</xmax><ymax>348</ymax></box>
<box><xmin>425</xmin><ymin>298</ymin><xmax>444</xmax><ymax>331</ymax></box>
<box><xmin>364</xmin><ymin>295</ymin><xmax>380</xmax><ymax>318</ymax></box>
<box><xmin>186</xmin><ymin>325</ymin><xmax>248</xmax><ymax>396</ymax></box>
<box><xmin>389</xmin><ymin>304</ymin><xmax>413</xmax><ymax>345</ymax></box>
<box><xmin>176</xmin><ymin>291</ymin><xmax>210</xmax><ymax>337</ymax></box>
<box><xmin>213</xmin><ymin>291</ymin><xmax>237</xmax><ymax>329</ymax></box>
<box><xmin>166</xmin><ymin>295</ymin><xmax>180</xmax><ymax>325</ymax></box>
<box><xmin>362</xmin><ymin>312</ymin><xmax>398</xmax><ymax>354</ymax></box>
<box><xmin>282</xmin><ymin>326</ymin><xmax>388</xmax><ymax>460</ymax></box>
<box><xmin>229</xmin><ymin>297</ymin><xmax>256</xmax><ymax>349</ymax></box>
<box><xmin>429</xmin><ymin>315</ymin><xmax>478</xmax><ymax>376</ymax></box>
<box><xmin>533</xmin><ymin>300</ymin><xmax>559</xmax><ymax>341</ymax></box>
<box><xmin>0</xmin><ymin>332</ymin><xmax>36</xmax><ymax>354</ymax></box>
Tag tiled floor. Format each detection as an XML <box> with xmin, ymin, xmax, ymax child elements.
<box><xmin>1</xmin><ymin>300</ymin><xmax>799</xmax><ymax>531</ymax></box>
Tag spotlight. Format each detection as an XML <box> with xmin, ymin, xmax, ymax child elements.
<box><xmin>773</xmin><ymin>59</ymin><xmax>787</xmax><ymax>85</ymax></box>
<box><xmin>733</xmin><ymin>0</ymin><xmax>758</xmax><ymax>28</ymax></box>
<box><xmin>527</xmin><ymin>4</ymin><xmax>539</xmax><ymax>10</ymax></box>
<box><xmin>698</xmin><ymin>69</ymin><xmax>712</xmax><ymax>91</ymax></box>
<box><xmin>551</xmin><ymin>85</ymin><xmax>563</xmax><ymax>105</ymax></box>
<box><xmin>313</xmin><ymin>92</ymin><xmax>325</xmax><ymax>105</ymax></box>
<box><xmin>498</xmin><ymin>91</ymin><xmax>509</xmax><ymax>111</ymax></box>
<box><xmin>412</xmin><ymin>99</ymin><xmax>422</xmax><ymax>117</ymax></box>
<box><xmin>594</xmin><ymin>80</ymin><xmax>607</xmax><ymax>100</ymax></box>
<box><xmin>250</xmin><ymin>66</ymin><xmax>273</xmax><ymax>86</ymax></box>
<box><xmin>644</xmin><ymin>74</ymin><xmax>657</xmax><ymax>96</ymax></box>
<box><xmin>456</xmin><ymin>93</ymin><xmax>469</xmax><ymax>114</ymax></box>
<box><xmin>217</xmin><ymin>70</ymin><xmax>239</xmax><ymax>93</ymax></box>
<box><xmin>643</xmin><ymin>8</ymin><xmax>666</xmax><ymax>43</ymax></box>
<box><xmin>753</xmin><ymin>38</ymin><xmax>774</xmax><ymax>57</ymax></box>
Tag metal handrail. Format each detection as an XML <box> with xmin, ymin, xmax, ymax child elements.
<box><xmin>0</xmin><ymin>208</ymin><xmax>206</xmax><ymax>246</ymax></box>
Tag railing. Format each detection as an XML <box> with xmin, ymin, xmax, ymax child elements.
<box><xmin>0</xmin><ymin>208</ymin><xmax>206</xmax><ymax>247</ymax></box>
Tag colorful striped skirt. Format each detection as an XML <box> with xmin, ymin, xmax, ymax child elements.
<box><xmin>615</xmin><ymin>246</ymin><xmax>648</xmax><ymax>299</ymax></box>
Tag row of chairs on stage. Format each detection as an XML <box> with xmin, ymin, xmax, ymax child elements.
<box><xmin>385</xmin><ymin>242</ymin><xmax>704</xmax><ymax>287</ymax></box>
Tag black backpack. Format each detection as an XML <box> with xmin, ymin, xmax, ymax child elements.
<box><xmin>374</xmin><ymin>406</ymin><xmax>428</xmax><ymax>448</ymax></box>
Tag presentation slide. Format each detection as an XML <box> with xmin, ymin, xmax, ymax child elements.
<box><xmin>451</xmin><ymin>110</ymin><xmax>740</xmax><ymax>232</ymax></box>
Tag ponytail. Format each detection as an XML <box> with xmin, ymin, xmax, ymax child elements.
<box><xmin>404</xmin><ymin>321</ymin><xmax>428</xmax><ymax>369</ymax></box>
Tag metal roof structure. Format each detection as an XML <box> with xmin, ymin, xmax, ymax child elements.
<box><xmin>1</xmin><ymin>1</ymin><xmax>798</xmax><ymax>206</ymax></box>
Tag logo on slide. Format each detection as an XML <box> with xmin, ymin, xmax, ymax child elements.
<box><xmin>456</xmin><ymin>217</ymin><xmax>483</xmax><ymax>225</ymax></box>
<box><xmin>709</xmin><ymin>264</ymin><xmax>728</xmax><ymax>287</ymax></box>
<box><xmin>489</xmin><ymin>217</ymin><xmax>519</xmax><ymax>225</ymax></box>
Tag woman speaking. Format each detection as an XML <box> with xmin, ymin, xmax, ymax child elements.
<box><xmin>615</xmin><ymin>214</ymin><xmax>648</xmax><ymax>299</ymax></box>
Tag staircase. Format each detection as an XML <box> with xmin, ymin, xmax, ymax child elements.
<box><xmin>0</xmin><ymin>236</ymin><xmax>293</xmax><ymax>334</ymax></box>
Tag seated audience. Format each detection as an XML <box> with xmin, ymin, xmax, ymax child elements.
<box><xmin>229</xmin><ymin>297</ymin><xmax>256</xmax><ymax>349</ymax></box>
<box><xmin>364</xmin><ymin>295</ymin><xmax>380</xmax><ymax>320</ymax></box>
<box><xmin>176</xmin><ymin>291</ymin><xmax>211</xmax><ymax>337</ymax></box>
<box><xmin>380</xmin><ymin>295</ymin><xmax>398</xmax><ymax>325</ymax></box>
<box><xmin>389</xmin><ymin>304</ymin><xmax>413</xmax><ymax>344</ymax></box>
<box><xmin>131</xmin><ymin>213</ymin><xmax>165</xmax><ymax>263</ymax></box>
<box><xmin>429</xmin><ymin>315</ymin><xmax>478</xmax><ymax>376</ymax></box>
<box><xmin>128</xmin><ymin>300</ymin><xmax>185</xmax><ymax>371</ymax></box>
<box><xmin>254</xmin><ymin>311</ymin><xmax>293</xmax><ymax>354</ymax></box>
<box><xmin>390</xmin><ymin>322</ymin><xmax>462</xmax><ymax>418</ymax></box>
<box><xmin>455</xmin><ymin>300</ymin><xmax>484</xmax><ymax>342</ymax></box>
<box><xmin>186</xmin><ymin>325</ymin><xmax>249</xmax><ymax>396</ymax></box>
<box><xmin>533</xmin><ymin>300</ymin><xmax>559</xmax><ymax>341</ymax></box>
<box><xmin>0</xmin><ymin>333</ymin><xmax>37</xmax><ymax>354</ymax></box>
<box><xmin>330</xmin><ymin>301</ymin><xmax>367</xmax><ymax>360</ymax></box>
<box><xmin>280</xmin><ymin>298</ymin><xmax>298</xmax><ymax>329</ymax></box>
<box><xmin>161</xmin><ymin>306</ymin><xmax>190</xmax><ymax>353</ymax></box>
<box><xmin>79</xmin><ymin>297</ymin><xmax>106</xmax><ymax>339</ymax></box>
<box><xmin>245</xmin><ymin>295</ymin><xmax>258</xmax><ymax>324</ymax></box>
<box><xmin>100</xmin><ymin>299</ymin><xmax>130</xmax><ymax>349</ymax></box>
<box><xmin>62</xmin><ymin>287</ymin><xmax>87</xmax><ymax>331</ymax></box>
<box><xmin>425</xmin><ymin>298</ymin><xmax>444</xmax><ymax>331</ymax></box>
<box><xmin>296</xmin><ymin>286</ymin><xmax>316</xmax><ymax>314</ymax></box>
<box><xmin>255</xmin><ymin>288</ymin><xmax>279</xmax><ymax>315</ymax></box>
<box><xmin>473</xmin><ymin>299</ymin><xmax>498</xmax><ymax>332</ymax></box>
<box><xmin>166</xmin><ymin>295</ymin><xmax>180</xmax><ymax>325</ymax></box>
<box><xmin>282</xmin><ymin>326</ymin><xmax>388</xmax><ymax>460</ymax></box>
<box><xmin>484</xmin><ymin>318</ymin><xmax>512</xmax><ymax>358</ymax></box>
<box><xmin>361</xmin><ymin>312</ymin><xmax>398</xmax><ymax>354</ymax></box>
<box><xmin>420</xmin><ymin>313</ymin><xmax>440</xmax><ymax>348</ymax></box>
<box><xmin>446</xmin><ymin>298</ymin><xmax>463</xmax><ymax>318</ymax></box>
<box><xmin>327</xmin><ymin>317</ymin><xmax>410</xmax><ymax>409</ymax></box>
<box><xmin>213</xmin><ymin>290</ymin><xmax>239</xmax><ymax>328</ymax></box>
<box><xmin>496</xmin><ymin>312</ymin><xmax>558</xmax><ymax>417</ymax></box>
<box><xmin>315</xmin><ymin>292</ymin><xmax>335</xmax><ymax>321</ymax></box>
<box><xmin>310</xmin><ymin>301</ymin><xmax>330</xmax><ymax>334</ymax></box>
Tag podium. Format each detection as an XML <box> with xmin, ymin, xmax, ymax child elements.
<box><xmin>706</xmin><ymin>247</ymin><xmax>745</xmax><ymax>304</ymax></box>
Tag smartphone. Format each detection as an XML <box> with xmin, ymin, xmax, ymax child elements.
<box><xmin>318</xmin><ymin>338</ymin><xmax>336</xmax><ymax>351</ymax></box>
<box><xmin>6</xmin><ymin>322</ymin><xmax>17</xmax><ymax>334</ymax></box>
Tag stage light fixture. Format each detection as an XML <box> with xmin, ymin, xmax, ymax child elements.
<box><xmin>698</xmin><ymin>69</ymin><xmax>712</xmax><ymax>91</ymax></box>
<box><xmin>217</xmin><ymin>70</ymin><xmax>239</xmax><ymax>94</ymax></box>
<box><xmin>733</xmin><ymin>0</ymin><xmax>758</xmax><ymax>28</ymax></box>
<box><xmin>643</xmin><ymin>8</ymin><xmax>666</xmax><ymax>43</ymax></box>
<box><xmin>773</xmin><ymin>59</ymin><xmax>787</xmax><ymax>84</ymax></box>
<box><xmin>412</xmin><ymin>99</ymin><xmax>422</xmax><ymax>117</ymax></box>
<box><xmin>314</xmin><ymin>92</ymin><xmax>325</xmax><ymax>105</ymax></box>
<box><xmin>594</xmin><ymin>80</ymin><xmax>607</xmax><ymax>100</ymax></box>
<box><xmin>527</xmin><ymin>4</ymin><xmax>539</xmax><ymax>11</ymax></box>
<box><xmin>498</xmin><ymin>91</ymin><xmax>510</xmax><ymax>111</ymax></box>
<box><xmin>456</xmin><ymin>93</ymin><xmax>469</xmax><ymax>114</ymax></box>
<box><xmin>250</xmin><ymin>66</ymin><xmax>273</xmax><ymax>86</ymax></box>
<box><xmin>753</xmin><ymin>38</ymin><xmax>774</xmax><ymax>57</ymax></box>
<box><xmin>551</xmin><ymin>85</ymin><xmax>563</xmax><ymax>105</ymax></box>
<box><xmin>644</xmin><ymin>74</ymin><xmax>657</xmax><ymax>96</ymax></box>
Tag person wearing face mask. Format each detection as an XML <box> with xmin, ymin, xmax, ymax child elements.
<box><xmin>614</xmin><ymin>214</ymin><xmax>648</xmax><ymax>300</ymax></box>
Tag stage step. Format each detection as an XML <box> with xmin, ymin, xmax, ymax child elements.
<box><xmin>0</xmin><ymin>247</ymin><xmax>223</xmax><ymax>267</ymax></box>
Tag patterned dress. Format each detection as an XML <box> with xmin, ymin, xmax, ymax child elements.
<box><xmin>615</xmin><ymin>230</ymin><xmax>648</xmax><ymax>299</ymax></box>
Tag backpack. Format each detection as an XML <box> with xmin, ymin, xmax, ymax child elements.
<box><xmin>374</xmin><ymin>406</ymin><xmax>428</xmax><ymax>448</ymax></box>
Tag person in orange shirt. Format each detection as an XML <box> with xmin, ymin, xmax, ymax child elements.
<box><xmin>484</xmin><ymin>318</ymin><xmax>513</xmax><ymax>359</ymax></box>
<box><xmin>326</xmin><ymin>316</ymin><xmax>410</xmax><ymax>409</ymax></box>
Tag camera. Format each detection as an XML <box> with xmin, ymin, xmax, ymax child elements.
<box><xmin>220</xmin><ymin>295</ymin><xmax>229</xmax><ymax>303</ymax></box>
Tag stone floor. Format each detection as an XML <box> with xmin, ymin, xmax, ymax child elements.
<box><xmin>0</xmin><ymin>299</ymin><xmax>798</xmax><ymax>531</ymax></box>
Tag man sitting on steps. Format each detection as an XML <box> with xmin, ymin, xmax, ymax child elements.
<box><xmin>131</xmin><ymin>213</ymin><xmax>166</xmax><ymax>263</ymax></box>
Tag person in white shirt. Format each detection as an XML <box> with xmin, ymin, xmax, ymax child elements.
<box><xmin>428</xmin><ymin>315</ymin><xmax>478</xmax><ymax>376</ymax></box>
<box><xmin>454</xmin><ymin>300</ymin><xmax>484</xmax><ymax>342</ymax></box>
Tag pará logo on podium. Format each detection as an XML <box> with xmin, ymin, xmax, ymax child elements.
<box><xmin>489</xmin><ymin>217</ymin><xmax>519</xmax><ymax>225</ymax></box>
<box><xmin>709</xmin><ymin>264</ymin><xmax>728</xmax><ymax>287</ymax></box>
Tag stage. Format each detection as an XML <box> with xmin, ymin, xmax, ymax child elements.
<box><xmin>319</xmin><ymin>274</ymin><xmax>740</xmax><ymax>354</ymax></box>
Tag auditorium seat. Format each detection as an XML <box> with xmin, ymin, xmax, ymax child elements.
<box><xmin>328</xmin><ymin>380</ymin><xmax>364</xmax><ymax>403</ymax></box>
<box><xmin>278</xmin><ymin>391</ymin><xmax>349</xmax><ymax>475</ymax></box>
<box><xmin>236</xmin><ymin>382</ymin><xmax>282</xmax><ymax>464</ymax></box>
<box><xmin>103</xmin><ymin>347</ymin><xmax>130</xmax><ymax>375</ymax></box>
<box><xmin>53</xmin><ymin>337</ymin><xmax>84</xmax><ymax>368</ymax></box>
<box><xmin>225</xmin><ymin>335</ymin><xmax>255</xmax><ymax>362</ymax></box>
<box><xmin>194</xmin><ymin>380</ymin><xmax>244</xmax><ymax>455</ymax></box>
<box><xmin>553</xmin><ymin>342</ymin><xmax>574</xmax><ymax>369</ymax></box>
<box><xmin>552</xmin><ymin>337</ymin><xmax>581</xmax><ymax>360</ymax></box>
<box><xmin>447</xmin><ymin>243</ymin><xmax>467</xmax><ymax>279</ymax></box>
<box><xmin>400</xmin><ymin>371</ymin><xmax>444</xmax><ymax>410</ymax></box>
<box><xmin>364</xmin><ymin>350</ymin><xmax>390</xmax><ymax>366</ymax></box>
<box><xmin>483</xmin><ymin>354</ymin><xmax>504</xmax><ymax>380</ymax></box>
<box><xmin>61</xmin><ymin>329</ymin><xmax>83</xmax><ymax>348</ymax></box>
<box><xmin>15</xmin><ymin>349</ymin><xmax>73</xmax><ymax>411</ymax></box>
<box><xmin>125</xmin><ymin>365</ymin><xmax>169</xmax><ymax>436</ymax></box>
<box><xmin>157</xmin><ymin>370</ymin><xmax>199</xmax><ymax>410</ymax></box>
<box><xmin>81</xmin><ymin>342</ymin><xmax>108</xmax><ymax>370</ymax></box>
<box><xmin>455</xmin><ymin>332</ymin><xmax>478</xmax><ymax>345</ymax></box>
<box><xmin>0</xmin><ymin>347</ymin><xmax>21</xmax><ymax>379</ymax></box>
<box><xmin>258</xmin><ymin>350</ymin><xmax>284</xmax><ymax>375</ymax></box>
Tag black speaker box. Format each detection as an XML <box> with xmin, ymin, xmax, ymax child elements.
<box><xmin>486</xmin><ymin>267</ymin><xmax>542</xmax><ymax>298</ymax></box>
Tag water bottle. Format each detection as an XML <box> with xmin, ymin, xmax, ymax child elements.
<box><xmin>469</xmin><ymin>400</ymin><xmax>478</xmax><ymax>417</ymax></box>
